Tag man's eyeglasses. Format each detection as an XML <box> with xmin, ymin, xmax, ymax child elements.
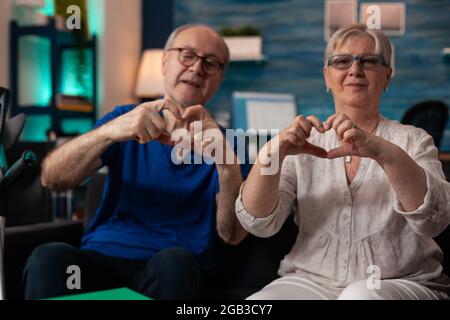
<box><xmin>168</xmin><ymin>47</ymin><xmax>225</xmax><ymax>76</ymax></box>
<box><xmin>327</xmin><ymin>54</ymin><xmax>388</xmax><ymax>70</ymax></box>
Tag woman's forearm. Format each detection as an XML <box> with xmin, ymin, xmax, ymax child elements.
<box><xmin>241</xmin><ymin>142</ymin><xmax>284</xmax><ymax>218</ymax></box>
<box><xmin>376</xmin><ymin>141</ymin><xmax>427</xmax><ymax>212</ymax></box>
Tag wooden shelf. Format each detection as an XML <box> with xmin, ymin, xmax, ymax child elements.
<box><xmin>14</xmin><ymin>106</ymin><xmax>51</xmax><ymax>115</ymax></box>
<box><xmin>10</xmin><ymin>19</ymin><xmax>97</xmax><ymax>137</ymax></box>
<box><xmin>55</xmin><ymin>110</ymin><xmax>96</xmax><ymax>119</ymax></box>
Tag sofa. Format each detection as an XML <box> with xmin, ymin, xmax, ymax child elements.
<box><xmin>3</xmin><ymin>167</ymin><xmax>450</xmax><ymax>300</ymax></box>
<box><xmin>83</xmin><ymin>171</ymin><xmax>450</xmax><ymax>299</ymax></box>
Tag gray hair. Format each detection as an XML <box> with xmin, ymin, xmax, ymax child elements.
<box><xmin>164</xmin><ymin>24</ymin><xmax>230</xmax><ymax>68</ymax></box>
<box><xmin>324</xmin><ymin>23</ymin><xmax>392</xmax><ymax>67</ymax></box>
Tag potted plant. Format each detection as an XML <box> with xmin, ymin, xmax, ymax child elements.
<box><xmin>219</xmin><ymin>26</ymin><xmax>263</xmax><ymax>61</ymax></box>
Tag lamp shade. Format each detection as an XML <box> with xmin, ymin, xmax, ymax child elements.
<box><xmin>135</xmin><ymin>49</ymin><xmax>165</xmax><ymax>98</ymax></box>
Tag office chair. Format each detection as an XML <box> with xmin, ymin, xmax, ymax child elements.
<box><xmin>401</xmin><ymin>100</ymin><xmax>449</xmax><ymax>149</ymax></box>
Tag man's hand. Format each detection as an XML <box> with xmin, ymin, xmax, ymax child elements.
<box><xmin>181</xmin><ymin>105</ymin><xmax>230</xmax><ymax>163</ymax></box>
<box><xmin>100</xmin><ymin>99</ymin><xmax>182</xmax><ymax>145</ymax></box>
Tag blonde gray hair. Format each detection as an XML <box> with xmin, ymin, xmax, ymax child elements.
<box><xmin>324</xmin><ymin>23</ymin><xmax>392</xmax><ymax>67</ymax></box>
<box><xmin>164</xmin><ymin>24</ymin><xmax>230</xmax><ymax>68</ymax></box>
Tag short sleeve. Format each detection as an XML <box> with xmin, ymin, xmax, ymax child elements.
<box><xmin>93</xmin><ymin>104</ymin><xmax>136</xmax><ymax>167</ymax></box>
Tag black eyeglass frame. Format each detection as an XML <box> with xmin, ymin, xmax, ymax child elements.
<box><xmin>167</xmin><ymin>47</ymin><xmax>225</xmax><ymax>75</ymax></box>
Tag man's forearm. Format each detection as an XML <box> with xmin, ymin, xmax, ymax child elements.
<box><xmin>41</xmin><ymin>126</ymin><xmax>113</xmax><ymax>191</ymax></box>
<box><xmin>216</xmin><ymin>161</ymin><xmax>247</xmax><ymax>245</ymax></box>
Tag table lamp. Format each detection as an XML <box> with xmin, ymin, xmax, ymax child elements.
<box><xmin>135</xmin><ymin>49</ymin><xmax>165</xmax><ymax>100</ymax></box>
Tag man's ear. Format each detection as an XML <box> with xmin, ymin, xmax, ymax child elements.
<box><xmin>161</xmin><ymin>51</ymin><xmax>168</xmax><ymax>76</ymax></box>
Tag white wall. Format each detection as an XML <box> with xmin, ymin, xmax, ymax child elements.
<box><xmin>101</xmin><ymin>0</ymin><xmax>141</xmax><ymax>115</ymax></box>
<box><xmin>0</xmin><ymin>0</ymin><xmax>13</xmax><ymax>88</ymax></box>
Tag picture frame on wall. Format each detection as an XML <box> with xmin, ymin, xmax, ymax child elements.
<box><xmin>359</xmin><ymin>2</ymin><xmax>406</xmax><ymax>36</ymax></box>
<box><xmin>324</xmin><ymin>0</ymin><xmax>357</xmax><ymax>41</ymax></box>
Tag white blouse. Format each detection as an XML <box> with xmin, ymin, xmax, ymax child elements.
<box><xmin>236</xmin><ymin>117</ymin><xmax>450</xmax><ymax>294</ymax></box>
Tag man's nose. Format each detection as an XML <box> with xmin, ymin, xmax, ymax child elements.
<box><xmin>348</xmin><ymin>59</ymin><xmax>363</xmax><ymax>77</ymax></box>
<box><xmin>188</xmin><ymin>58</ymin><xmax>204</xmax><ymax>75</ymax></box>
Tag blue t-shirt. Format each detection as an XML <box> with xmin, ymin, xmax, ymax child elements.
<box><xmin>81</xmin><ymin>104</ymin><xmax>248</xmax><ymax>270</ymax></box>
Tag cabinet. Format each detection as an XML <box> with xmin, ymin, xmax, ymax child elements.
<box><xmin>9</xmin><ymin>18</ymin><xmax>97</xmax><ymax>140</ymax></box>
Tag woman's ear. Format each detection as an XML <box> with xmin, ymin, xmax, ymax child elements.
<box><xmin>385</xmin><ymin>66</ymin><xmax>392</xmax><ymax>87</ymax></box>
<box><xmin>323</xmin><ymin>66</ymin><xmax>330</xmax><ymax>92</ymax></box>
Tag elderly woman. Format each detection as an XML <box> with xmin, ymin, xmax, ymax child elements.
<box><xmin>235</xmin><ymin>24</ymin><xmax>450</xmax><ymax>300</ymax></box>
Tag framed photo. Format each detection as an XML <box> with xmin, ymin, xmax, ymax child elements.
<box><xmin>359</xmin><ymin>2</ymin><xmax>406</xmax><ymax>36</ymax></box>
<box><xmin>324</xmin><ymin>0</ymin><xmax>357</xmax><ymax>41</ymax></box>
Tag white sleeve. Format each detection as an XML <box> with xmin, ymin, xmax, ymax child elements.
<box><xmin>235</xmin><ymin>156</ymin><xmax>297</xmax><ymax>238</ymax></box>
<box><xmin>394</xmin><ymin>133</ymin><xmax>450</xmax><ymax>237</ymax></box>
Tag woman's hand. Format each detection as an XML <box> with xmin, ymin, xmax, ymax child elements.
<box><xmin>325</xmin><ymin>113</ymin><xmax>386</xmax><ymax>161</ymax></box>
<box><xmin>266</xmin><ymin>115</ymin><xmax>328</xmax><ymax>161</ymax></box>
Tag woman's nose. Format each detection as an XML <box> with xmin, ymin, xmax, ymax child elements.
<box><xmin>348</xmin><ymin>59</ymin><xmax>364</xmax><ymax>77</ymax></box>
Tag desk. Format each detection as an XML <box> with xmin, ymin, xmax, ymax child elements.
<box><xmin>439</xmin><ymin>152</ymin><xmax>450</xmax><ymax>162</ymax></box>
<box><xmin>48</xmin><ymin>287</ymin><xmax>152</xmax><ymax>300</ymax></box>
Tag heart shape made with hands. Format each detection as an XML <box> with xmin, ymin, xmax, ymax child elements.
<box><xmin>159</xmin><ymin>103</ymin><xmax>208</xmax><ymax>146</ymax></box>
<box><xmin>277</xmin><ymin>122</ymin><xmax>362</xmax><ymax>161</ymax></box>
<box><xmin>156</xmin><ymin>109</ymin><xmax>186</xmax><ymax>145</ymax></box>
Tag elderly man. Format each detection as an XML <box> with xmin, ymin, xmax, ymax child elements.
<box><xmin>23</xmin><ymin>24</ymin><xmax>248</xmax><ymax>300</ymax></box>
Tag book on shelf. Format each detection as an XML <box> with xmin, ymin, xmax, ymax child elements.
<box><xmin>56</xmin><ymin>94</ymin><xmax>93</xmax><ymax>112</ymax></box>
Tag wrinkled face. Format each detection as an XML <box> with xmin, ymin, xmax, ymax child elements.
<box><xmin>324</xmin><ymin>35</ymin><xmax>392</xmax><ymax>111</ymax></box>
<box><xmin>162</xmin><ymin>27</ymin><xmax>227</xmax><ymax>108</ymax></box>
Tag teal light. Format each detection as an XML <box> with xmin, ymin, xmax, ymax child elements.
<box><xmin>88</xmin><ymin>0</ymin><xmax>104</xmax><ymax>36</ymax></box>
<box><xmin>37</xmin><ymin>0</ymin><xmax>55</xmax><ymax>16</ymax></box>
<box><xmin>61</xmin><ymin>49</ymin><xmax>93</xmax><ymax>99</ymax></box>
<box><xmin>18</xmin><ymin>36</ymin><xmax>52</xmax><ymax>107</ymax></box>
<box><xmin>22</xmin><ymin>0</ymin><xmax>101</xmax><ymax>139</ymax></box>
<box><xmin>20</xmin><ymin>115</ymin><xmax>52</xmax><ymax>142</ymax></box>
<box><xmin>0</xmin><ymin>146</ymin><xmax>7</xmax><ymax>171</ymax></box>
<box><xmin>61</xmin><ymin>118</ymin><xmax>93</xmax><ymax>135</ymax></box>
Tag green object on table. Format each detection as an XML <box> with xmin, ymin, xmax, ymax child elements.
<box><xmin>48</xmin><ymin>287</ymin><xmax>152</xmax><ymax>300</ymax></box>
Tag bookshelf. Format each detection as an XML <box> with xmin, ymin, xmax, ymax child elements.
<box><xmin>9</xmin><ymin>18</ymin><xmax>97</xmax><ymax>139</ymax></box>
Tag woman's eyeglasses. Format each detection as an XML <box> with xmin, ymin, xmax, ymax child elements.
<box><xmin>327</xmin><ymin>54</ymin><xmax>388</xmax><ymax>70</ymax></box>
<box><xmin>168</xmin><ymin>47</ymin><xmax>225</xmax><ymax>76</ymax></box>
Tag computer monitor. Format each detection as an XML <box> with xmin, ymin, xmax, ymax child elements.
<box><xmin>231</xmin><ymin>91</ymin><xmax>297</xmax><ymax>133</ymax></box>
<box><xmin>231</xmin><ymin>91</ymin><xmax>297</xmax><ymax>162</ymax></box>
